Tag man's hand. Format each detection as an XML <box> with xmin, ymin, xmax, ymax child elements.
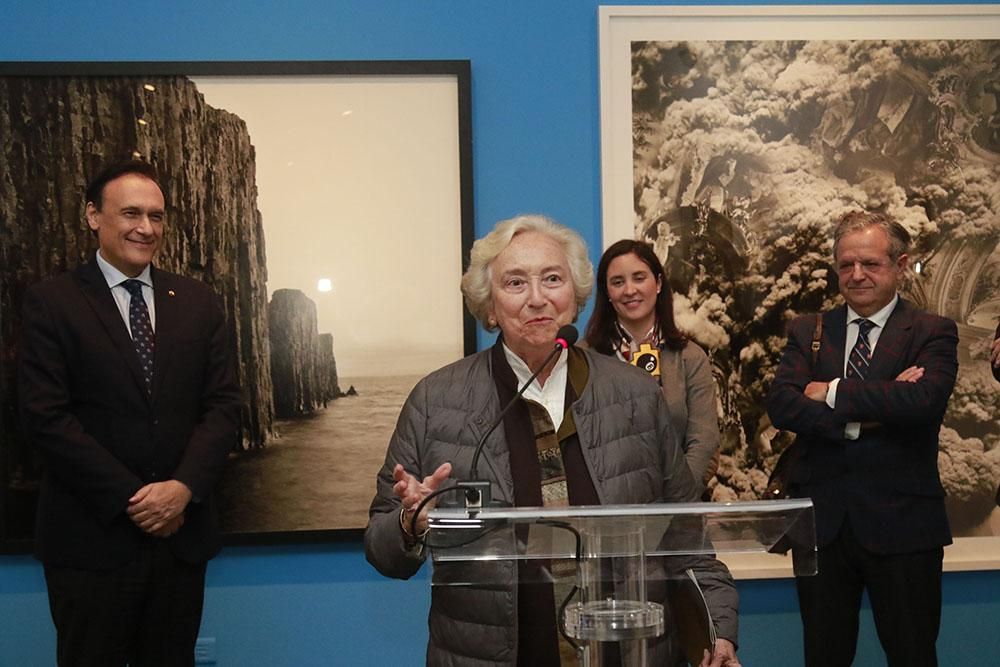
<box><xmin>804</xmin><ymin>381</ymin><xmax>829</xmax><ymax>402</ymax></box>
<box><xmin>148</xmin><ymin>513</ymin><xmax>185</xmax><ymax>538</ymax></box>
<box><xmin>393</xmin><ymin>462</ymin><xmax>452</xmax><ymax>537</ymax></box>
<box><xmin>699</xmin><ymin>638</ymin><xmax>740</xmax><ymax>667</ymax></box>
<box><xmin>127</xmin><ymin>479</ymin><xmax>193</xmax><ymax>534</ymax></box>
<box><xmin>895</xmin><ymin>365</ymin><xmax>924</xmax><ymax>383</ymax></box>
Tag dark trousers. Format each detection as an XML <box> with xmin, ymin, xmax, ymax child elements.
<box><xmin>795</xmin><ymin>521</ymin><xmax>943</xmax><ymax>667</ymax></box>
<box><xmin>44</xmin><ymin>538</ymin><xmax>208</xmax><ymax>667</ymax></box>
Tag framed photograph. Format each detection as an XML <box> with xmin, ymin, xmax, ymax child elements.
<box><xmin>0</xmin><ymin>60</ymin><xmax>475</xmax><ymax>550</ymax></box>
<box><xmin>599</xmin><ymin>5</ymin><xmax>1000</xmax><ymax>572</ymax></box>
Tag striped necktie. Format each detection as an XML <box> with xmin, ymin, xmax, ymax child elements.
<box><xmin>846</xmin><ymin>318</ymin><xmax>875</xmax><ymax>380</ymax></box>
<box><xmin>122</xmin><ymin>279</ymin><xmax>155</xmax><ymax>392</ymax></box>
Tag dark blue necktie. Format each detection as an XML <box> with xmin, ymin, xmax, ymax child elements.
<box><xmin>122</xmin><ymin>279</ymin><xmax>155</xmax><ymax>392</ymax></box>
<box><xmin>846</xmin><ymin>318</ymin><xmax>875</xmax><ymax>380</ymax></box>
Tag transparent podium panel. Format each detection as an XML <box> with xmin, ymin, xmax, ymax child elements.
<box><xmin>426</xmin><ymin>500</ymin><xmax>814</xmax><ymax>666</ymax></box>
<box><xmin>428</xmin><ymin>499</ymin><xmax>816</xmax><ymax>577</ymax></box>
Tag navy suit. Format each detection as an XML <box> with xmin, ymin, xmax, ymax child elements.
<box><xmin>18</xmin><ymin>260</ymin><xmax>241</xmax><ymax>665</ymax></box>
<box><xmin>767</xmin><ymin>298</ymin><xmax>958</xmax><ymax>666</ymax></box>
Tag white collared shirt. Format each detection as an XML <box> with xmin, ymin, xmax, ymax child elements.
<box><xmin>826</xmin><ymin>294</ymin><xmax>899</xmax><ymax>439</ymax></box>
<box><xmin>502</xmin><ymin>343</ymin><xmax>568</xmax><ymax>431</ymax></box>
<box><xmin>95</xmin><ymin>251</ymin><xmax>156</xmax><ymax>337</ymax></box>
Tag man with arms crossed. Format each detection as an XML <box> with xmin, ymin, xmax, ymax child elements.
<box><xmin>18</xmin><ymin>160</ymin><xmax>241</xmax><ymax>667</ymax></box>
<box><xmin>767</xmin><ymin>210</ymin><xmax>958</xmax><ymax>667</ymax></box>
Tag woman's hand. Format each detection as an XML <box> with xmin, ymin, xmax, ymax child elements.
<box><xmin>392</xmin><ymin>462</ymin><xmax>452</xmax><ymax>537</ymax></box>
<box><xmin>699</xmin><ymin>638</ymin><xmax>739</xmax><ymax>667</ymax></box>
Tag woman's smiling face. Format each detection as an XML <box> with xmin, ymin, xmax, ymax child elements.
<box><xmin>606</xmin><ymin>251</ymin><xmax>660</xmax><ymax>332</ymax></box>
<box><xmin>488</xmin><ymin>230</ymin><xmax>576</xmax><ymax>361</ymax></box>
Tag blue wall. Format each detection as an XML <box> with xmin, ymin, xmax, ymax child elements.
<box><xmin>4</xmin><ymin>1</ymin><xmax>999</xmax><ymax>665</ymax></box>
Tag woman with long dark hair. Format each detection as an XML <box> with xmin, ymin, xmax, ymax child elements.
<box><xmin>584</xmin><ymin>239</ymin><xmax>720</xmax><ymax>489</ymax></box>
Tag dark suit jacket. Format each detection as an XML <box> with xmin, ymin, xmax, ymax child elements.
<box><xmin>18</xmin><ymin>260</ymin><xmax>241</xmax><ymax>570</ymax></box>
<box><xmin>993</xmin><ymin>322</ymin><xmax>1000</xmax><ymax>383</ymax></box>
<box><xmin>766</xmin><ymin>299</ymin><xmax>958</xmax><ymax>555</ymax></box>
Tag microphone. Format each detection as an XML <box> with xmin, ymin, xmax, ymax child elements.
<box><xmin>462</xmin><ymin>324</ymin><xmax>578</xmax><ymax>509</ymax></box>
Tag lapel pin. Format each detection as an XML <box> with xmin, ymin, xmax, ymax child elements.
<box><xmin>168</xmin><ymin>290</ymin><xmax>176</xmax><ymax>297</ymax></box>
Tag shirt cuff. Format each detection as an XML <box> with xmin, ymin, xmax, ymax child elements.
<box><xmin>825</xmin><ymin>378</ymin><xmax>839</xmax><ymax>409</ymax></box>
<box><xmin>826</xmin><ymin>378</ymin><xmax>860</xmax><ymax>440</ymax></box>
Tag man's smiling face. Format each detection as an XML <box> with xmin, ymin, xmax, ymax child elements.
<box><xmin>86</xmin><ymin>173</ymin><xmax>165</xmax><ymax>277</ymax></box>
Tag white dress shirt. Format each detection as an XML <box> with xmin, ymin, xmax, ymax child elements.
<box><xmin>826</xmin><ymin>294</ymin><xmax>899</xmax><ymax>439</ymax></box>
<box><xmin>502</xmin><ymin>343</ymin><xmax>568</xmax><ymax>431</ymax></box>
<box><xmin>95</xmin><ymin>251</ymin><xmax>156</xmax><ymax>336</ymax></box>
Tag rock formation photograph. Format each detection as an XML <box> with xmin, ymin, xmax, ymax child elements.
<box><xmin>0</xmin><ymin>66</ymin><xmax>469</xmax><ymax>543</ymax></box>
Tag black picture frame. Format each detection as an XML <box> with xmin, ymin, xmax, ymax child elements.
<box><xmin>0</xmin><ymin>60</ymin><xmax>476</xmax><ymax>551</ymax></box>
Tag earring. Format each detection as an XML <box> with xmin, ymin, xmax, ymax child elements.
<box><xmin>488</xmin><ymin>317</ymin><xmax>497</xmax><ymax>328</ymax></box>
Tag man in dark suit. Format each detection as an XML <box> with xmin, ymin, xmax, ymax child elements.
<box><xmin>18</xmin><ymin>160</ymin><xmax>242</xmax><ymax>667</ymax></box>
<box><xmin>767</xmin><ymin>210</ymin><xmax>958</xmax><ymax>667</ymax></box>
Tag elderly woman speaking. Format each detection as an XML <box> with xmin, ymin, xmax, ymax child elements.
<box><xmin>365</xmin><ymin>215</ymin><xmax>739</xmax><ymax>666</ymax></box>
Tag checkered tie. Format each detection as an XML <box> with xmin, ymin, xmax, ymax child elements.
<box><xmin>846</xmin><ymin>318</ymin><xmax>875</xmax><ymax>380</ymax></box>
<box><xmin>122</xmin><ymin>280</ymin><xmax>155</xmax><ymax>392</ymax></box>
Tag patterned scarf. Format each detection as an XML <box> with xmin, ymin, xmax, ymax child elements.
<box><xmin>614</xmin><ymin>319</ymin><xmax>659</xmax><ymax>362</ymax></box>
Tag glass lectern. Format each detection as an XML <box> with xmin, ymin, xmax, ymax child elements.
<box><xmin>426</xmin><ymin>499</ymin><xmax>815</xmax><ymax>666</ymax></box>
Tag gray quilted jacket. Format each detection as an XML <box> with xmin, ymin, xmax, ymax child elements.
<box><xmin>365</xmin><ymin>347</ymin><xmax>738</xmax><ymax>665</ymax></box>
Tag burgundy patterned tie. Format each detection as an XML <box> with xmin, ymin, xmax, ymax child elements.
<box><xmin>122</xmin><ymin>279</ymin><xmax>155</xmax><ymax>392</ymax></box>
<box><xmin>846</xmin><ymin>318</ymin><xmax>875</xmax><ymax>380</ymax></box>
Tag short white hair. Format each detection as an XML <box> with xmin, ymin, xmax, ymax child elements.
<box><xmin>460</xmin><ymin>214</ymin><xmax>594</xmax><ymax>330</ymax></box>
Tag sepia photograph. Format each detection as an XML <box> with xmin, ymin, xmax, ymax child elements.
<box><xmin>600</xmin><ymin>6</ymin><xmax>1000</xmax><ymax>546</ymax></box>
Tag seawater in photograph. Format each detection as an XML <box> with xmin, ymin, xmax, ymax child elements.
<box><xmin>219</xmin><ymin>374</ymin><xmax>421</xmax><ymax>533</ymax></box>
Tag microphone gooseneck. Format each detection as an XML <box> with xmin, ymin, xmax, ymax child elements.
<box><xmin>465</xmin><ymin>325</ymin><xmax>578</xmax><ymax>505</ymax></box>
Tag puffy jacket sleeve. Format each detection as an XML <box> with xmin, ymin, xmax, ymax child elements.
<box><xmin>692</xmin><ymin>557</ymin><xmax>739</xmax><ymax>646</ymax></box>
<box><xmin>364</xmin><ymin>377</ymin><xmax>430</xmax><ymax>579</ymax></box>
<box><xmin>656</xmin><ymin>354</ymin><xmax>739</xmax><ymax>647</ymax></box>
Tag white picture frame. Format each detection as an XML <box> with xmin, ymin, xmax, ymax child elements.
<box><xmin>598</xmin><ymin>5</ymin><xmax>1000</xmax><ymax>575</ymax></box>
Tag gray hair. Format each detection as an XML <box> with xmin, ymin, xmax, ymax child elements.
<box><xmin>832</xmin><ymin>210</ymin><xmax>911</xmax><ymax>261</ymax></box>
<box><xmin>460</xmin><ymin>214</ymin><xmax>594</xmax><ymax>330</ymax></box>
